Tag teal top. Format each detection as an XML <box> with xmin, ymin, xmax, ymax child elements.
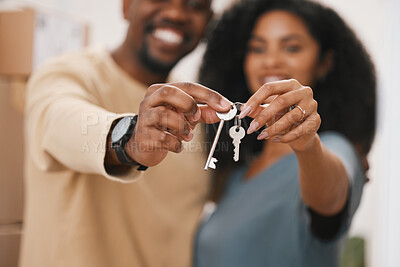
<box><xmin>194</xmin><ymin>132</ymin><xmax>366</xmax><ymax>267</ymax></box>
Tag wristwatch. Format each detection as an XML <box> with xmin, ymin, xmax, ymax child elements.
<box><xmin>111</xmin><ymin>115</ymin><xmax>148</xmax><ymax>171</ymax></box>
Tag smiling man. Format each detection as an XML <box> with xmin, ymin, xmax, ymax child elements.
<box><xmin>19</xmin><ymin>0</ymin><xmax>232</xmax><ymax>266</ymax></box>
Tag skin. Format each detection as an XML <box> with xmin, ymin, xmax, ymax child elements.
<box><xmin>106</xmin><ymin>0</ymin><xmax>231</xmax><ymax>168</ymax></box>
<box><xmin>113</xmin><ymin>0</ymin><xmax>213</xmax><ymax>85</ymax></box>
<box><xmin>239</xmin><ymin>11</ymin><xmax>348</xmax><ymax>216</ymax></box>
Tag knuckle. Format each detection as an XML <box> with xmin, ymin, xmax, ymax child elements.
<box><xmin>148</xmin><ymin>83</ymin><xmax>161</xmax><ymax>92</ymax></box>
<box><xmin>304</xmin><ymin>86</ymin><xmax>314</xmax><ymax>98</ymax></box>
<box><xmin>313</xmin><ymin>100</ymin><xmax>318</xmax><ymax>111</ymax></box>
<box><xmin>159</xmin><ymin>85</ymin><xmax>174</xmax><ymax>97</ymax></box>
<box><xmin>316</xmin><ymin>114</ymin><xmax>322</xmax><ymax>125</ymax></box>
<box><xmin>258</xmin><ymin>112</ymin><xmax>269</xmax><ymax>124</ymax></box>
<box><xmin>180</xmin><ymin>82</ymin><xmax>194</xmax><ymax>90</ymax></box>
<box><xmin>158</xmin><ymin>131</ymin><xmax>168</xmax><ymax>143</ymax></box>
<box><xmin>276</xmin><ymin>96</ymin><xmax>287</xmax><ymax>107</ymax></box>
<box><xmin>265</xmin><ymin>83</ymin><xmax>274</xmax><ymax>94</ymax></box>
<box><xmin>289</xmin><ymin>78</ymin><xmax>300</xmax><ymax>87</ymax></box>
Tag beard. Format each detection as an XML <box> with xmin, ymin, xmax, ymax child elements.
<box><xmin>138</xmin><ymin>43</ymin><xmax>180</xmax><ymax>75</ymax></box>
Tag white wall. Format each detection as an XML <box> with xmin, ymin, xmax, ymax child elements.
<box><xmin>13</xmin><ymin>0</ymin><xmax>128</xmax><ymax>49</ymax></box>
<box><xmin>316</xmin><ymin>1</ymin><xmax>383</xmax><ymax>267</ymax></box>
<box><xmin>373</xmin><ymin>0</ymin><xmax>400</xmax><ymax>265</ymax></box>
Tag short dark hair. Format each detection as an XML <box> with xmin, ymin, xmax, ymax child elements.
<box><xmin>199</xmin><ymin>0</ymin><xmax>376</xmax><ymax>198</ymax></box>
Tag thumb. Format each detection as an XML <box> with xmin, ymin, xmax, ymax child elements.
<box><xmin>198</xmin><ymin>105</ymin><xmax>221</xmax><ymax>124</ymax></box>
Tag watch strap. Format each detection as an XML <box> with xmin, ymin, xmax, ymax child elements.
<box><xmin>114</xmin><ymin>145</ymin><xmax>148</xmax><ymax>171</ymax></box>
<box><xmin>111</xmin><ymin>116</ymin><xmax>148</xmax><ymax>171</ymax></box>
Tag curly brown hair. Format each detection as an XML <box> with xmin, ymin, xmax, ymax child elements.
<box><xmin>199</xmin><ymin>0</ymin><xmax>376</xmax><ymax>199</ymax></box>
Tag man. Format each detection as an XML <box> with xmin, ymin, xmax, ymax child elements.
<box><xmin>19</xmin><ymin>0</ymin><xmax>231</xmax><ymax>266</ymax></box>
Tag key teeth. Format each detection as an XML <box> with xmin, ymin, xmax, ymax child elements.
<box><xmin>208</xmin><ymin>157</ymin><xmax>218</xmax><ymax>169</ymax></box>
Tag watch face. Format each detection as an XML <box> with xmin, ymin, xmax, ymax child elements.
<box><xmin>112</xmin><ymin>117</ymin><xmax>132</xmax><ymax>142</ymax></box>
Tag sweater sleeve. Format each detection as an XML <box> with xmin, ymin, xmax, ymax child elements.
<box><xmin>25</xmin><ymin>57</ymin><xmax>142</xmax><ymax>183</ymax></box>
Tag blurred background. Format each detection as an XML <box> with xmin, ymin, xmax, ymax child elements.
<box><xmin>0</xmin><ymin>0</ymin><xmax>398</xmax><ymax>266</ymax></box>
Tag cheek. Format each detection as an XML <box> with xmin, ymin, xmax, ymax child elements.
<box><xmin>192</xmin><ymin>16</ymin><xmax>210</xmax><ymax>42</ymax></box>
<box><xmin>244</xmin><ymin>55</ymin><xmax>260</xmax><ymax>93</ymax></box>
<box><xmin>288</xmin><ymin>56</ymin><xmax>319</xmax><ymax>86</ymax></box>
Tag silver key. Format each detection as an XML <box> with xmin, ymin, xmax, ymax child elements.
<box><xmin>229</xmin><ymin>125</ymin><xmax>245</xmax><ymax>162</ymax></box>
<box><xmin>204</xmin><ymin>104</ymin><xmax>237</xmax><ymax>170</ymax></box>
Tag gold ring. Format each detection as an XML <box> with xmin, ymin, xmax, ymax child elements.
<box><xmin>296</xmin><ymin>105</ymin><xmax>306</xmax><ymax>121</ymax></box>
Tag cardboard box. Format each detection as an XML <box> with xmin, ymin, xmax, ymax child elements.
<box><xmin>0</xmin><ymin>224</ymin><xmax>22</xmax><ymax>267</ymax></box>
<box><xmin>0</xmin><ymin>77</ymin><xmax>24</xmax><ymax>224</ymax></box>
<box><xmin>0</xmin><ymin>8</ymin><xmax>89</xmax><ymax>76</ymax></box>
<box><xmin>0</xmin><ymin>9</ymin><xmax>34</xmax><ymax>76</ymax></box>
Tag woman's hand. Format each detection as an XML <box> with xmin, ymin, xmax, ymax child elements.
<box><xmin>239</xmin><ymin>79</ymin><xmax>321</xmax><ymax>152</ymax></box>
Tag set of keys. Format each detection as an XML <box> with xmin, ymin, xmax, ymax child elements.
<box><xmin>204</xmin><ymin>102</ymin><xmax>246</xmax><ymax>170</ymax></box>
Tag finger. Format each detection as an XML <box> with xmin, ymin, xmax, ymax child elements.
<box><xmin>145</xmin><ymin>83</ymin><xmax>164</xmax><ymax>97</ymax></box>
<box><xmin>138</xmin><ymin>128</ymin><xmax>184</xmax><ymax>153</ymax></box>
<box><xmin>166</xmin><ymin>82</ymin><xmax>232</xmax><ymax>112</ymax></box>
<box><xmin>159</xmin><ymin>131</ymin><xmax>184</xmax><ymax>153</ymax></box>
<box><xmin>146</xmin><ymin>106</ymin><xmax>193</xmax><ymax>141</ymax></box>
<box><xmin>144</xmin><ymin>84</ymin><xmax>200</xmax><ymax>123</ymax></box>
<box><xmin>247</xmin><ymin>88</ymin><xmax>314</xmax><ymax>134</ymax></box>
<box><xmin>239</xmin><ymin>79</ymin><xmax>303</xmax><ymax>118</ymax></box>
<box><xmin>256</xmin><ymin>104</ymin><xmax>311</xmax><ymax>140</ymax></box>
<box><xmin>197</xmin><ymin>105</ymin><xmax>221</xmax><ymax>124</ymax></box>
<box><xmin>278</xmin><ymin>113</ymin><xmax>321</xmax><ymax>143</ymax></box>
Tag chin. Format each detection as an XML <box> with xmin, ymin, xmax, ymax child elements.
<box><xmin>139</xmin><ymin>47</ymin><xmax>179</xmax><ymax>74</ymax></box>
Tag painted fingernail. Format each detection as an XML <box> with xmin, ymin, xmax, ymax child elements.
<box><xmin>247</xmin><ymin>121</ymin><xmax>259</xmax><ymax>134</ymax></box>
<box><xmin>257</xmin><ymin>131</ymin><xmax>269</xmax><ymax>140</ymax></box>
<box><xmin>239</xmin><ymin>105</ymin><xmax>251</xmax><ymax>119</ymax></box>
<box><xmin>272</xmin><ymin>136</ymin><xmax>281</xmax><ymax>143</ymax></box>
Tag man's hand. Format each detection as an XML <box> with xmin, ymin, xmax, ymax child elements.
<box><xmin>125</xmin><ymin>82</ymin><xmax>231</xmax><ymax>167</ymax></box>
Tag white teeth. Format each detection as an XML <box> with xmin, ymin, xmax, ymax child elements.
<box><xmin>153</xmin><ymin>29</ymin><xmax>183</xmax><ymax>45</ymax></box>
<box><xmin>263</xmin><ymin>76</ymin><xmax>285</xmax><ymax>83</ymax></box>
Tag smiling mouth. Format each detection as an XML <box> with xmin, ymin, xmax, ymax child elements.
<box><xmin>152</xmin><ymin>28</ymin><xmax>184</xmax><ymax>46</ymax></box>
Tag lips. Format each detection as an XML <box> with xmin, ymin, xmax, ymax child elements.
<box><xmin>152</xmin><ymin>28</ymin><xmax>184</xmax><ymax>47</ymax></box>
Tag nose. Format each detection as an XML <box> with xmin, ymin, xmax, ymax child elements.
<box><xmin>160</xmin><ymin>1</ymin><xmax>190</xmax><ymax>25</ymax></box>
<box><xmin>261</xmin><ymin>51</ymin><xmax>283</xmax><ymax>68</ymax></box>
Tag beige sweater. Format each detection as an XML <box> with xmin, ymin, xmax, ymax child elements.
<box><xmin>20</xmin><ymin>47</ymin><xmax>210</xmax><ymax>267</ymax></box>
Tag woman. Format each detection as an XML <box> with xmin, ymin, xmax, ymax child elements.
<box><xmin>195</xmin><ymin>0</ymin><xmax>376</xmax><ymax>266</ymax></box>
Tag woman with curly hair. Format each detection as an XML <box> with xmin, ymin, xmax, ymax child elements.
<box><xmin>194</xmin><ymin>0</ymin><xmax>376</xmax><ymax>266</ymax></box>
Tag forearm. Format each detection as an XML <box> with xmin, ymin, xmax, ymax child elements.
<box><xmin>295</xmin><ymin>134</ymin><xmax>349</xmax><ymax>216</ymax></box>
<box><xmin>104</xmin><ymin>131</ymin><xmax>122</xmax><ymax>166</ymax></box>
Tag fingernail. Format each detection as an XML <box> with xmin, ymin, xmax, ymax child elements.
<box><xmin>239</xmin><ymin>106</ymin><xmax>251</xmax><ymax>119</ymax></box>
<box><xmin>187</xmin><ymin>130</ymin><xmax>194</xmax><ymax>141</ymax></box>
<box><xmin>247</xmin><ymin>121</ymin><xmax>259</xmax><ymax>134</ymax></box>
<box><xmin>257</xmin><ymin>131</ymin><xmax>269</xmax><ymax>140</ymax></box>
<box><xmin>193</xmin><ymin>109</ymin><xmax>201</xmax><ymax>122</ymax></box>
<box><xmin>272</xmin><ymin>136</ymin><xmax>281</xmax><ymax>143</ymax></box>
<box><xmin>220</xmin><ymin>99</ymin><xmax>232</xmax><ymax>109</ymax></box>
<box><xmin>178</xmin><ymin>144</ymin><xmax>184</xmax><ymax>153</ymax></box>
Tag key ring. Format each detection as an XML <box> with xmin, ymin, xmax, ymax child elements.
<box><xmin>234</xmin><ymin>115</ymin><xmax>241</xmax><ymax>130</ymax></box>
